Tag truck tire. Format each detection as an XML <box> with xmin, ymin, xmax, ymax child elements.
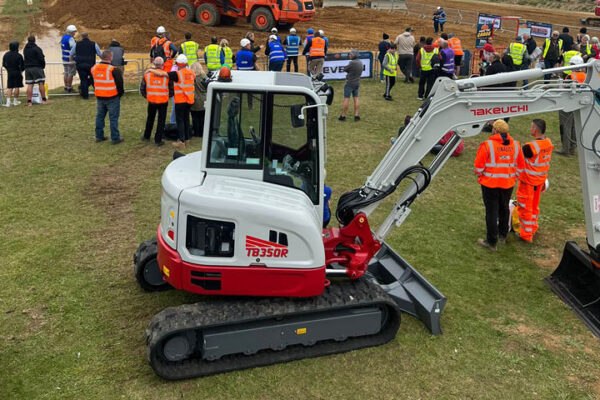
<box><xmin>133</xmin><ymin>238</ymin><xmax>171</xmax><ymax>292</ymax></box>
<box><xmin>196</xmin><ymin>3</ymin><xmax>221</xmax><ymax>26</ymax></box>
<box><xmin>173</xmin><ymin>2</ymin><xmax>195</xmax><ymax>22</ymax></box>
<box><xmin>251</xmin><ymin>7</ymin><xmax>274</xmax><ymax>31</ymax></box>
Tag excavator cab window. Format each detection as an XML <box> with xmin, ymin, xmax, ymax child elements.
<box><xmin>207</xmin><ymin>91</ymin><xmax>264</xmax><ymax>169</ymax></box>
<box><xmin>264</xmin><ymin>93</ymin><xmax>319</xmax><ymax>204</ymax></box>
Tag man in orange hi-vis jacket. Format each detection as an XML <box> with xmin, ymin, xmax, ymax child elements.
<box><xmin>474</xmin><ymin>119</ymin><xmax>525</xmax><ymax>251</ymax></box>
<box><xmin>515</xmin><ymin>119</ymin><xmax>553</xmax><ymax>242</ymax></box>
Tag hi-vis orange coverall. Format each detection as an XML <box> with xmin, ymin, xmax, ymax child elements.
<box><xmin>516</xmin><ymin>138</ymin><xmax>553</xmax><ymax>242</ymax></box>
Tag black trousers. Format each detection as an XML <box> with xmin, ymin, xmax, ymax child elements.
<box><xmin>286</xmin><ymin>56</ymin><xmax>299</xmax><ymax>72</ymax></box>
<box><xmin>77</xmin><ymin>65</ymin><xmax>92</xmax><ymax>99</ymax></box>
<box><xmin>143</xmin><ymin>102</ymin><xmax>167</xmax><ymax>143</ymax></box>
<box><xmin>175</xmin><ymin>103</ymin><xmax>191</xmax><ymax>142</ymax></box>
<box><xmin>418</xmin><ymin>69</ymin><xmax>436</xmax><ymax>98</ymax></box>
<box><xmin>397</xmin><ymin>54</ymin><xmax>413</xmax><ymax>81</ymax></box>
<box><xmin>384</xmin><ymin>75</ymin><xmax>395</xmax><ymax>97</ymax></box>
<box><xmin>481</xmin><ymin>185</ymin><xmax>513</xmax><ymax>245</ymax></box>
<box><xmin>191</xmin><ymin>110</ymin><xmax>205</xmax><ymax>137</ymax></box>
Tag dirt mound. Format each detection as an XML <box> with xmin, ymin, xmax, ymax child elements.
<box><xmin>42</xmin><ymin>0</ymin><xmax>589</xmax><ymax>54</ymax></box>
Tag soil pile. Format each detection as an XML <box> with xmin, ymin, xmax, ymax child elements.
<box><xmin>42</xmin><ymin>0</ymin><xmax>591</xmax><ymax>53</ymax></box>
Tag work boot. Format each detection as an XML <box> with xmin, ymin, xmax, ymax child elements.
<box><xmin>140</xmin><ymin>134</ymin><xmax>150</xmax><ymax>141</ymax></box>
<box><xmin>515</xmin><ymin>233</ymin><xmax>533</xmax><ymax>243</ymax></box>
<box><xmin>498</xmin><ymin>236</ymin><xmax>507</xmax><ymax>245</ymax></box>
<box><xmin>477</xmin><ymin>238</ymin><xmax>497</xmax><ymax>251</ymax></box>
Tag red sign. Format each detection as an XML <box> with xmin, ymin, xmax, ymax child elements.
<box><xmin>470</xmin><ymin>105</ymin><xmax>529</xmax><ymax>116</ymax></box>
<box><xmin>246</xmin><ymin>236</ymin><xmax>289</xmax><ymax>258</ymax></box>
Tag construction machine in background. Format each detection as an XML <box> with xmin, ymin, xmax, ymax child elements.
<box><xmin>172</xmin><ymin>0</ymin><xmax>315</xmax><ymax>31</ymax></box>
<box><xmin>581</xmin><ymin>0</ymin><xmax>600</xmax><ymax>26</ymax></box>
<box><xmin>134</xmin><ymin>61</ymin><xmax>600</xmax><ymax>380</ymax></box>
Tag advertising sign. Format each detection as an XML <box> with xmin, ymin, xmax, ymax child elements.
<box><xmin>476</xmin><ymin>22</ymin><xmax>493</xmax><ymax>49</ymax></box>
<box><xmin>478</xmin><ymin>13</ymin><xmax>502</xmax><ymax>29</ymax></box>
<box><xmin>518</xmin><ymin>24</ymin><xmax>531</xmax><ymax>37</ymax></box>
<box><xmin>320</xmin><ymin>51</ymin><xmax>373</xmax><ymax>81</ymax></box>
<box><xmin>526</xmin><ymin>21</ymin><xmax>553</xmax><ymax>38</ymax></box>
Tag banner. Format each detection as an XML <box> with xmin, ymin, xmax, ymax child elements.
<box><xmin>320</xmin><ymin>51</ymin><xmax>373</xmax><ymax>81</ymax></box>
<box><xmin>478</xmin><ymin>13</ymin><xmax>501</xmax><ymax>30</ymax></box>
<box><xmin>526</xmin><ymin>21</ymin><xmax>553</xmax><ymax>38</ymax></box>
<box><xmin>518</xmin><ymin>24</ymin><xmax>531</xmax><ymax>37</ymax></box>
<box><xmin>476</xmin><ymin>22</ymin><xmax>493</xmax><ymax>49</ymax></box>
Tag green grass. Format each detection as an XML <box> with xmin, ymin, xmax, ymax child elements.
<box><xmin>2</xmin><ymin>0</ymin><xmax>42</xmax><ymax>43</ymax></box>
<box><xmin>1</xmin><ymin>79</ymin><xmax>599</xmax><ymax>399</ymax></box>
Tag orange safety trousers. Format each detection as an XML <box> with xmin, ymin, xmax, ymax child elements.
<box><xmin>516</xmin><ymin>181</ymin><xmax>543</xmax><ymax>241</ymax></box>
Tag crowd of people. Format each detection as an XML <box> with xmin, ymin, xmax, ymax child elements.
<box><xmin>1</xmin><ymin>16</ymin><xmax>597</xmax><ymax>245</ymax></box>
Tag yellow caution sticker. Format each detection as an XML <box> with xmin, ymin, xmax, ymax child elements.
<box><xmin>296</xmin><ymin>328</ymin><xmax>307</xmax><ymax>335</ymax></box>
<box><xmin>163</xmin><ymin>266</ymin><xmax>170</xmax><ymax>277</ymax></box>
<box><xmin>170</xmin><ymin>211</ymin><xmax>175</xmax><ymax>219</ymax></box>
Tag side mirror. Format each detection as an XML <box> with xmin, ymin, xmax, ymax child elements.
<box><xmin>291</xmin><ymin>104</ymin><xmax>305</xmax><ymax>128</ymax></box>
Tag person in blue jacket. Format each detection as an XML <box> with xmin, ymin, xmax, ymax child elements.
<box><xmin>265</xmin><ymin>35</ymin><xmax>286</xmax><ymax>71</ymax></box>
<box><xmin>433</xmin><ymin>6</ymin><xmax>447</xmax><ymax>34</ymax></box>
<box><xmin>323</xmin><ymin>185</ymin><xmax>332</xmax><ymax>228</ymax></box>
<box><xmin>284</xmin><ymin>28</ymin><xmax>301</xmax><ymax>72</ymax></box>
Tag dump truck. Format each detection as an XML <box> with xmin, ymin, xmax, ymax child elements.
<box><xmin>173</xmin><ymin>0</ymin><xmax>315</xmax><ymax>31</ymax></box>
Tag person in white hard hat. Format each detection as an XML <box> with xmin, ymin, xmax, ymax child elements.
<box><xmin>151</xmin><ymin>26</ymin><xmax>166</xmax><ymax>49</ymax></box>
<box><xmin>265</xmin><ymin>27</ymin><xmax>281</xmax><ymax>48</ymax></box>
<box><xmin>284</xmin><ymin>27</ymin><xmax>302</xmax><ymax>72</ymax></box>
<box><xmin>433</xmin><ymin>6</ymin><xmax>446</xmax><ymax>34</ymax></box>
<box><xmin>318</xmin><ymin>29</ymin><xmax>328</xmax><ymax>48</ymax></box>
<box><xmin>236</xmin><ymin>38</ymin><xmax>258</xmax><ymax>70</ymax></box>
<box><xmin>60</xmin><ymin>25</ymin><xmax>77</xmax><ymax>92</ymax></box>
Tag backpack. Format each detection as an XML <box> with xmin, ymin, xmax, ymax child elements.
<box><xmin>151</xmin><ymin>38</ymin><xmax>167</xmax><ymax>60</ymax></box>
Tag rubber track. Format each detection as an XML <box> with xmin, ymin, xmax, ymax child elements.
<box><xmin>146</xmin><ymin>278</ymin><xmax>401</xmax><ymax>380</ymax></box>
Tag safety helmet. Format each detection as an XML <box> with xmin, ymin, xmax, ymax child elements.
<box><xmin>269</xmin><ymin>35</ymin><xmax>277</xmax><ymax>41</ymax></box>
<box><xmin>307</xmin><ymin>28</ymin><xmax>314</xmax><ymax>34</ymax></box>
<box><xmin>319</xmin><ymin>29</ymin><xmax>324</xmax><ymax>36</ymax></box>
<box><xmin>290</xmin><ymin>28</ymin><xmax>296</xmax><ymax>34</ymax></box>
<box><xmin>271</xmin><ymin>27</ymin><xmax>278</xmax><ymax>33</ymax></box>
<box><xmin>66</xmin><ymin>25</ymin><xmax>77</xmax><ymax>33</ymax></box>
<box><xmin>569</xmin><ymin>55</ymin><xmax>584</xmax><ymax>65</ymax></box>
<box><xmin>176</xmin><ymin>54</ymin><xmax>188</xmax><ymax>65</ymax></box>
<box><xmin>218</xmin><ymin>66</ymin><xmax>232</xmax><ymax>82</ymax></box>
<box><xmin>240</xmin><ymin>38</ymin><xmax>250</xmax><ymax>48</ymax></box>
<box><xmin>157</xmin><ymin>26</ymin><xmax>166</xmax><ymax>34</ymax></box>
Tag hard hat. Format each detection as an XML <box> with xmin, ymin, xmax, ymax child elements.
<box><xmin>176</xmin><ymin>54</ymin><xmax>188</xmax><ymax>65</ymax></box>
<box><xmin>570</xmin><ymin>55</ymin><xmax>584</xmax><ymax>65</ymax></box>
<box><xmin>269</xmin><ymin>35</ymin><xmax>277</xmax><ymax>41</ymax></box>
<box><xmin>542</xmin><ymin>178</ymin><xmax>549</xmax><ymax>192</ymax></box>
<box><xmin>319</xmin><ymin>29</ymin><xmax>324</xmax><ymax>35</ymax></box>
<box><xmin>271</xmin><ymin>27</ymin><xmax>278</xmax><ymax>33</ymax></box>
<box><xmin>240</xmin><ymin>38</ymin><xmax>250</xmax><ymax>47</ymax></box>
<box><xmin>307</xmin><ymin>28</ymin><xmax>314</xmax><ymax>34</ymax></box>
<box><xmin>290</xmin><ymin>28</ymin><xmax>296</xmax><ymax>33</ymax></box>
<box><xmin>66</xmin><ymin>24</ymin><xmax>77</xmax><ymax>33</ymax></box>
<box><xmin>218</xmin><ymin>66</ymin><xmax>232</xmax><ymax>82</ymax></box>
<box><xmin>157</xmin><ymin>26</ymin><xmax>166</xmax><ymax>34</ymax></box>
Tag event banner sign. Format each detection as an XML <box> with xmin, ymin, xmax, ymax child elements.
<box><xmin>320</xmin><ymin>52</ymin><xmax>373</xmax><ymax>80</ymax></box>
<box><xmin>476</xmin><ymin>13</ymin><xmax>501</xmax><ymax>48</ymax></box>
<box><xmin>526</xmin><ymin>21</ymin><xmax>553</xmax><ymax>38</ymax></box>
<box><xmin>478</xmin><ymin>13</ymin><xmax>502</xmax><ymax>29</ymax></box>
<box><xmin>476</xmin><ymin>22</ymin><xmax>493</xmax><ymax>49</ymax></box>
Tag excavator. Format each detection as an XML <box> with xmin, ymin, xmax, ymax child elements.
<box><xmin>134</xmin><ymin>60</ymin><xmax>600</xmax><ymax>380</ymax></box>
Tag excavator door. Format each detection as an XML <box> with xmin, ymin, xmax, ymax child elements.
<box><xmin>546</xmin><ymin>241</ymin><xmax>600</xmax><ymax>337</ymax></box>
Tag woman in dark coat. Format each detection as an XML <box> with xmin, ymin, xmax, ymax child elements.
<box><xmin>2</xmin><ymin>41</ymin><xmax>25</xmax><ymax>106</ymax></box>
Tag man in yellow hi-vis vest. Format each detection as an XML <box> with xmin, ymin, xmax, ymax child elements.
<box><xmin>204</xmin><ymin>36</ymin><xmax>222</xmax><ymax>74</ymax></box>
<box><xmin>180</xmin><ymin>32</ymin><xmax>199</xmax><ymax>66</ymax></box>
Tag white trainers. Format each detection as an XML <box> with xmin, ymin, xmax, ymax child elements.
<box><xmin>3</xmin><ymin>101</ymin><xmax>10</xmax><ymax>107</ymax></box>
<box><xmin>12</xmin><ymin>99</ymin><xmax>21</xmax><ymax>106</ymax></box>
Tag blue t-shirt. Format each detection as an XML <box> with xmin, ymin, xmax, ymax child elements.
<box><xmin>323</xmin><ymin>185</ymin><xmax>332</xmax><ymax>223</ymax></box>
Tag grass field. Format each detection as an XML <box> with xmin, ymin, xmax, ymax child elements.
<box><xmin>1</xmin><ymin>78</ymin><xmax>599</xmax><ymax>399</ymax></box>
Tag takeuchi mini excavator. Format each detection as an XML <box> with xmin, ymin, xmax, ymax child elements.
<box><xmin>134</xmin><ymin>61</ymin><xmax>600</xmax><ymax>380</ymax></box>
<box><xmin>172</xmin><ymin>0</ymin><xmax>315</xmax><ymax>31</ymax></box>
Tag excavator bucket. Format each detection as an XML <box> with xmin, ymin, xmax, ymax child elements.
<box><xmin>545</xmin><ymin>241</ymin><xmax>600</xmax><ymax>337</ymax></box>
<box><xmin>367</xmin><ymin>242</ymin><xmax>446</xmax><ymax>335</ymax></box>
